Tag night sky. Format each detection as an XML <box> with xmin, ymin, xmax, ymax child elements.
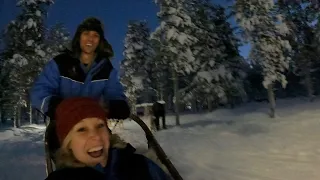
<box><xmin>0</xmin><ymin>0</ymin><xmax>250</xmax><ymax>69</ymax></box>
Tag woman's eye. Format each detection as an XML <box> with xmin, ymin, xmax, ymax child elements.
<box><xmin>77</xmin><ymin>127</ymin><xmax>86</xmax><ymax>132</ymax></box>
<box><xmin>97</xmin><ymin>123</ymin><xmax>105</xmax><ymax>129</ymax></box>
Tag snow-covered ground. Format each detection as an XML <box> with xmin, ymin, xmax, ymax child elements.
<box><xmin>1</xmin><ymin>98</ymin><xmax>320</xmax><ymax>180</ymax></box>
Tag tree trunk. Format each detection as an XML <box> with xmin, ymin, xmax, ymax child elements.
<box><xmin>13</xmin><ymin>106</ymin><xmax>22</xmax><ymax>128</ymax></box>
<box><xmin>35</xmin><ymin>110</ymin><xmax>39</xmax><ymax>124</ymax></box>
<box><xmin>172</xmin><ymin>69</ymin><xmax>180</xmax><ymax>126</ymax></box>
<box><xmin>157</xmin><ymin>83</ymin><xmax>164</xmax><ymax>101</ymax></box>
<box><xmin>29</xmin><ymin>102</ymin><xmax>33</xmax><ymax>124</ymax></box>
<box><xmin>0</xmin><ymin>110</ymin><xmax>2</xmax><ymax>128</ymax></box>
<box><xmin>267</xmin><ymin>84</ymin><xmax>276</xmax><ymax>118</ymax></box>
<box><xmin>160</xmin><ymin>86</ymin><xmax>164</xmax><ymax>101</ymax></box>
<box><xmin>13</xmin><ymin>107</ymin><xmax>17</xmax><ymax>128</ymax></box>
<box><xmin>167</xmin><ymin>95</ymin><xmax>172</xmax><ymax>112</ymax></box>
<box><xmin>1</xmin><ymin>109</ymin><xmax>5</xmax><ymax>124</ymax></box>
<box><xmin>208</xmin><ymin>97</ymin><xmax>213</xmax><ymax>112</ymax></box>
<box><xmin>192</xmin><ymin>98</ymin><xmax>197</xmax><ymax>113</ymax></box>
<box><xmin>305</xmin><ymin>70</ymin><xmax>314</xmax><ymax>102</ymax></box>
<box><xmin>129</xmin><ymin>96</ymin><xmax>137</xmax><ymax>115</ymax></box>
<box><xmin>17</xmin><ymin>106</ymin><xmax>21</xmax><ymax>128</ymax></box>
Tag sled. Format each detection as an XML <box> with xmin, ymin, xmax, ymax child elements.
<box><xmin>43</xmin><ymin>113</ymin><xmax>183</xmax><ymax>180</ymax></box>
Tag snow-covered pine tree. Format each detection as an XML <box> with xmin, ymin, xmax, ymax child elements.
<box><xmin>122</xmin><ymin>20</ymin><xmax>153</xmax><ymax>110</ymax></box>
<box><xmin>183</xmin><ymin>0</ymin><xmax>227</xmax><ymax>111</ymax></box>
<box><xmin>45</xmin><ymin>22</ymin><xmax>71</xmax><ymax>59</ymax></box>
<box><xmin>214</xmin><ymin>5</ymin><xmax>247</xmax><ymax>107</ymax></box>
<box><xmin>183</xmin><ymin>0</ymin><xmax>245</xmax><ymax>111</ymax></box>
<box><xmin>151</xmin><ymin>0</ymin><xmax>198</xmax><ymax>125</ymax></box>
<box><xmin>2</xmin><ymin>0</ymin><xmax>53</xmax><ymax>126</ymax></box>
<box><xmin>149</xmin><ymin>38</ymin><xmax>171</xmax><ymax>102</ymax></box>
<box><xmin>0</xmin><ymin>51</ymin><xmax>8</xmax><ymax>124</ymax></box>
<box><xmin>278</xmin><ymin>0</ymin><xmax>319</xmax><ymax>101</ymax></box>
<box><xmin>235</xmin><ymin>0</ymin><xmax>291</xmax><ymax>118</ymax></box>
<box><xmin>0</xmin><ymin>30</ymin><xmax>16</xmax><ymax>124</ymax></box>
<box><xmin>120</xmin><ymin>70</ymin><xmax>143</xmax><ymax>113</ymax></box>
<box><xmin>0</xmin><ymin>32</ymin><xmax>5</xmax><ymax>122</ymax></box>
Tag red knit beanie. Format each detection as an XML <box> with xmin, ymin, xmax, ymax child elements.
<box><xmin>55</xmin><ymin>97</ymin><xmax>107</xmax><ymax>144</ymax></box>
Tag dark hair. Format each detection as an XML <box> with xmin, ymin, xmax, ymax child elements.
<box><xmin>70</xmin><ymin>17</ymin><xmax>114</xmax><ymax>59</ymax></box>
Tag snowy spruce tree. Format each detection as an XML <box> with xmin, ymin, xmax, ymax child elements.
<box><xmin>122</xmin><ymin>20</ymin><xmax>153</xmax><ymax>110</ymax></box>
<box><xmin>151</xmin><ymin>0</ymin><xmax>198</xmax><ymax>125</ymax></box>
<box><xmin>0</xmin><ymin>49</ymin><xmax>10</xmax><ymax>123</ymax></box>
<box><xmin>235</xmin><ymin>0</ymin><xmax>291</xmax><ymax>118</ymax></box>
<box><xmin>1</xmin><ymin>0</ymin><xmax>53</xmax><ymax>126</ymax></box>
<box><xmin>0</xmin><ymin>32</ymin><xmax>7</xmax><ymax>122</ymax></box>
<box><xmin>45</xmin><ymin>22</ymin><xmax>71</xmax><ymax>59</ymax></box>
<box><xmin>184</xmin><ymin>0</ymin><xmax>228</xmax><ymax>110</ymax></box>
<box><xmin>213</xmin><ymin>5</ymin><xmax>247</xmax><ymax>108</ymax></box>
<box><xmin>182</xmin><ymin>0</ymin><xmax>246</xmax><ymax>111</ymax></box>
<box><xmin>149</xmin><ymin>38</ymin><xmax>171</xmax><ymax>102</ymax></box>
<box><xmin>278</xmin><ymin>0</ymin><xmax>319</xmax><ymax>101</ymax></box>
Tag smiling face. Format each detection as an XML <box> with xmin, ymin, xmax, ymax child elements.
<box><xmin>66</xmin><ymin>117</ymin><xmax>110</xmax><ymax>167</ymax></box>
<box><xmin>79</xmin><ymin>30</ymin><xmax>100</xmax><ymax>55</ymax></box>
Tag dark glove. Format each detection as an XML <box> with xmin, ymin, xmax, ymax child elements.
<box><xmin>46</xmin><ymin>96</ymin><xmax>63</xmax><ymax>120</ymax></box>
<box><xmin>108</xmin><ymin>100</ymin><xmax>130</xmax><ymax>119</ymax></box>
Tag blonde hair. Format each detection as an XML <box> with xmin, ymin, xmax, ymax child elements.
<box><xmin>54</xmin><ymin>132</ymin><xmax>87</xmax><ymax>169</ymax></box>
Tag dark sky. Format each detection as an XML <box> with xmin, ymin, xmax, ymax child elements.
<box><xmin>0</xmin><ymin>0</ymin><xmax>250</xmax><ymax>69</ymax></box>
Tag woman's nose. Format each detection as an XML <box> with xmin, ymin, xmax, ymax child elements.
<box><xmin>88</xmin><ymin>130</ymin><xmax>101</xmax><ymax>140</ymax></box>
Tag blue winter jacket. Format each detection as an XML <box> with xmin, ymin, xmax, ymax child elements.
<box><xmin>30</xmin><ymin>52</ymin><xmax>126</xmax><ymax>114</ymax></box>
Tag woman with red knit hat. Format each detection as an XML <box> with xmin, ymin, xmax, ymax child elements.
<box><xmin>45</xmin><ymin>97</ymin><xmax>170</xmax><ymax>180</ymax></box>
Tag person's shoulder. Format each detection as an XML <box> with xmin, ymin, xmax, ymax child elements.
<box><xmin>45</xmin><ymin>167</ymin><xmax>104</xmax><ymax>180</ymax></box>
<box><xmin>51</xmin><ymin>51</ymin><xmax>79</xmax><ymax>69</ymax></box>
<box><xmin>53</xmin><ymin>50</ymin><xmax>74</xmax><ymax>63</ymax></box>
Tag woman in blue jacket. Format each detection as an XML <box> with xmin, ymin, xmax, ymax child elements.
<box><xmin>30</xmin><ymin>17</ymin><xmax>130</xmax><ymax>120</ymax></box>
<box><xmin>30</xmin><ymin>17</ymin><xmax>130</xmax><ymax>157</ymax></box>
<box><xmin>45</xmin><ymin>97</ymin><xmax>170</xmax><ymax>180</ymax></box>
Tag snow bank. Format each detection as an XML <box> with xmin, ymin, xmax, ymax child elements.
<box><xmin>0</xmin><ymin>129</ymin><xmax>15</xmax><ymax>141</ymax></box>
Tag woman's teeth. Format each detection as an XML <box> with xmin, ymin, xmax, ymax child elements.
<box><xmin>88</xmin><ymin>146</ymin><xmax>103</xmax><ymax>152</ymax></box>
<box><xmin>88</xmin><ymin>146</ymin><xmax>104</xmax><ymax>158</ymax></box>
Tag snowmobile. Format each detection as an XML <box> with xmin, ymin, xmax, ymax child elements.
<box><xmin>42</xmin><ymin>112</ymin><xmax>183</xmax><ymax>180</ymax></box>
